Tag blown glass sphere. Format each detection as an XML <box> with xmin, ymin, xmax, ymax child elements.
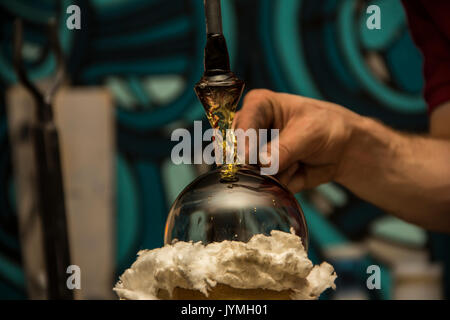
<box><xmin>164</xmin><ymin>165</ymin><xmax>309</xmax><ymax>249</ymax></box>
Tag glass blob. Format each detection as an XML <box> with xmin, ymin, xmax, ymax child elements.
<box><xmin>164</xmin><ymin>165</ymin><xmax>309</xmax><ymax>250</ymax></box>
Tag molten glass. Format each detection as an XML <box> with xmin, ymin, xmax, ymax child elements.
<box><xmin>164</xmin><ymin>165</ymin><xmax>308</xmax><ymax>249</ymax></box>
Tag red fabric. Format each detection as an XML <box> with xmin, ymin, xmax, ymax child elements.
<box><xmin>402</xmin><ymin>0</ymin><xmax>450</xmax><ymax>114</ymax></box>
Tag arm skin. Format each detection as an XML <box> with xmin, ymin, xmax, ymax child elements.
<box><xmin>234</xmin><ymin>90</ymin><xmax>450</xmax><ymax>232</ymax></box>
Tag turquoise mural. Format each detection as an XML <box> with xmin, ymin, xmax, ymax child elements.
<box><xmin>0</xmin><ymin>0</ymin><xmax>448</xmax><ymax>299</ymax></box>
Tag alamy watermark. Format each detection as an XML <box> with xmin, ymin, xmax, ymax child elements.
<box><xmin>64</xmin><ymin>4</ymin><xmax>381</xmax><ymax>31</ymax></box>
<box><xmin>171</xmin><ymin>121</ymin><xmax>280</xmax><ymax>176</ymax></box>
<box><xmin>66</xmin><ymin>265</ymin><xmax>81</xmax><ymax>290</ymax></box>
<box><xmin>366</xmin><ymin>265</ymin><xmax>381</xmax><ymax>290</ymax></box>
<box><xmin>66</xmin><ymin>5</ymin><xmax>81</xmax><ymax>30</ymax></box>
<box><xmin>366</xmin><ymin>5</ymin><xmax>381</xmax><ymax>30</ymax></box>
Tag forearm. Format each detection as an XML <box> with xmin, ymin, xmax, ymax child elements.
<box><xmin>337</xmin><ymin>116</ymin><xmax>450</xmax><ymax>231</ymax></box>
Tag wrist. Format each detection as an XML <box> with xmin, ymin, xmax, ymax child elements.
<box><xmin>335</xmin><ymin>115</ymin><xmax>403</xmax><ymax>187</ymax></box>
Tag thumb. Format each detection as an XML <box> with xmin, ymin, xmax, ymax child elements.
<box><xmin>259</xmin><ymin>124</ymin><xmax>309</xmax><ymax>175</ymax></box>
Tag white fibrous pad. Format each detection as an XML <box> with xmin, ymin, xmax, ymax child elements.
<box><xmin>114</xmin><ymin>229</ymin><xmax>337</xmax><ymax>300</ymax></box>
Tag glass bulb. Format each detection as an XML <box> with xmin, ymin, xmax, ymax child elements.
<box><xmin>164</xmin><ymin>165</ymin><xmax>309</xmax><ymax>250</ymax></box>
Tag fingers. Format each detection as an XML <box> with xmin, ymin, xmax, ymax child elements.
<box><xmin>233</xmin><ymin>89</ymin><xmax>276</xmax><ymax>131</ymax></box>
<box><xmin>277</xmin><ymin>162</ymin><xmax>299</xmax><ymax>186</ymax></box>
<box><xmin>286</xmin><ymin>164</ymin><xmax>336</xmax><ymax>193</ymax></box>
<box><xmin>235</xmin><ymin>89</ymin><xmax>319</xmax><ymax>175</ymax></box>
<box><xmin>261</xmin><ymin>121</ymin><xmax>314</xmax><ymax>174</ymax></box>
<box><xmin>233</xmin><ymin>89</ymin><xmax>277</xmax><ymax>165</ymax></box>
<box><xmin>234</xmin><ymin>88</ymin><xmax>344</xmax><ymax>192</ymax></box>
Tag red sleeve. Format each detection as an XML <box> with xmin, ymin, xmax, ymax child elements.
<box><xmin>402</xmin><ymin>0</ymin><xmax>450</xmax><ymax>114</ymax></box>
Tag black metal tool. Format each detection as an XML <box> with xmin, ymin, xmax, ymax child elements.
<box><xmin>13</xmin><ymin>18</ymin><xmax>73</xmax><ymax>300</ymax></box>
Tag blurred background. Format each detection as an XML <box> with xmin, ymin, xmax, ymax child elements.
<box><xmin>0</xmin><ymin>0</ymin><xmax>448</xmax><ymax>299</ymax></box>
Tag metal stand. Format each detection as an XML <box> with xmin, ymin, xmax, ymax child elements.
<box><xmin>13</xmin><ymin>18</ymin><xmax>73</xmax><ymax>300</ymax></box>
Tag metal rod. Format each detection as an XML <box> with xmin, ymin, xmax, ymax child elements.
<box><xmin>13</xmin><ymin>20</ymin><xmax>44</xmax><ymax>113</ymax></box>
<box><xmin>202</xmin><ymin>0</ymin><xmax>230</xmax><ymax>73</ymax></box>
<box><xmin>45</xmin><ymin>18</ymin><xmax>65</xmax><ymax>106</ymax></box>
<box><xmin>204</xmin><ymin>0</ymin><xmax>223</xmax><ymax>35</ymax></box>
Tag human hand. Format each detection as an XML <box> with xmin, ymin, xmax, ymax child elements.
<box><xmin>234</xmin><ymin>89</ymin><xmax>364</xmax><ymax>193</ymax></box>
